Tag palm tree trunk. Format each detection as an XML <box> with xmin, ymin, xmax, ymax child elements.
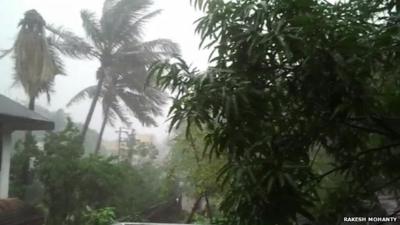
<box><xmin>204</xmin><ymin>192</ymin><xmax>213</xmax><ymax>220</ymax></box>
<box><xmin>81</xmin><ymin>67</ymin><xmax>105</xmax><ymax>142</ymax></box>
<box><xmin>26</xmin><ymin>96</ymin><xmax>35</xmax><ymax>141</ymax></box>
<box><xmin>24</xmin><ymin>95</ymin><xmax>34</xmax><ymax>202</ymax></box>
<box><xmin>28</xmin><ymin>96</ymin><xmax>35</xmax><ymax>110</ymax></box>
<box><xmin>94</xmin><ymin>106</ymin><xmax>110</xmax><ymax>155</ymax></box>
<box><xmin>185</xmin><ymin>194</ymin><xmax>203</xmax><ymax>224</ymax></box>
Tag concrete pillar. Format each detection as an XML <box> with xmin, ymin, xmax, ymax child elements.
<box><xmin>0</xmin><ymin>130</ymin><xmax>12</xmax><ymax>198</ymax></box>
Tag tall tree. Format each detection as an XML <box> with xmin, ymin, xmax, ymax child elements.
<box><xmin>0</xmin><ymin>9</ymin><xmax>91</xmax><ymax>110</ymax></box>
<box><xmin>69</xmin><ymin>65</ymin><xmax>166</xmax><ymax>154</ymax></box>
<box><xmin>0</xmin><ymin>10</ymin><xmax>92</xmax><ymax>201</ymax></box>
<box><xmin>152</xmin><ymin>0</ymin><xmax>400</xmax><ymax>224</ymax></box>
<box><xmin>75</xmin><ymin>0</ymin><xmax>179</xmax><ymax>141</ymax></box>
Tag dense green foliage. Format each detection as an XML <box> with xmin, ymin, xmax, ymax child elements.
<box><xmin>10</xmin><ymin>121</ymin><xmax>176</xmax><ymax>225</ymax></box>
<box><xmin>151</xmin><ymin>0</ymin><xmax>400</xmax><ymax>224</ymax></box>
<box><xmin>167</xmin><ymin>128</ymin><xmax>225</xmax><ymax>222</ymax></box>
<box><xmin>83</xmin><ymin>207</ymin><xmax>116</xmax><ymax>225</ymax></box>
<box><xmin>168</xmin><ymin>128</ymin><xmax>223</xmax><ymax>196</ymax></box>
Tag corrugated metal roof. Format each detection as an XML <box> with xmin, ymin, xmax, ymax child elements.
<box><xmin>0</xmin><ymin>95</ymin><xmax>54</xmax><ymax>131</ymax></box>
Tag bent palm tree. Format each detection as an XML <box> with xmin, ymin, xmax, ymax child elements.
<box><xmin>74</xmin><ymin>0</ymin><xmax>179</xmax><ymax>143</ymax></box>
<box><xmin>0</xmin><ymin>9</ymin><xmax>92</xmax><ymax>110</ymax></box>
<box><xmin>69</xmin><ymin>65</ymin><xmax>166</xmax><ymax>154</ymax></box>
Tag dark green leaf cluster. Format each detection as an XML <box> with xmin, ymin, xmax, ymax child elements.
<box><xmin>151</xmin><ymin>0</ymin><xmax>400</xmax><ymax>224</ymax></box>
<box><xmin>83</xmin><ymin>207</ymin><xmax>116</xmax><ymax>225</ymax></box>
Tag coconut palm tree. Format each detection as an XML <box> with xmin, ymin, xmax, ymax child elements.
<box><xmin>0</xmin><ymin>9</ymin><xmax>92</xmax><ymax>110</ymax></box>
<box><xmin>75</xmin><ymin>0</ymin><xmax>179</xmax><ymax>142</ymax></box>
<box><xmin>0</xmin><ymin>9</ymin><xmax>92</xmax><ymax>201</ymax></box>
<box><xmin>69</xmin><ymin>64</ymin><xmax>166</xmax><ymax>154</ymax></box>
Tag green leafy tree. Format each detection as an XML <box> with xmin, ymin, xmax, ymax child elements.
<box><xmin>151</xmin><ymin>0</ymin><xmax>400</xmax><ymax>224</ymax></box>
<box><xmin>10</xmin><ymin>119</ymin><xmax>179</xmax><ymax>224</ymax></box>
<box><xmin>9</xmin><ymin>134</ymin><xmax>41</xmax><ymax>200</ymax></box>
<box><xmin>123</xmin><ymin>130</ymin><xmax>159</xmax><ymax>164</ymax></box>
<box><xmin>167</xmin><ymin>128</ymin><xmax>225</xmax><ymax>223</ymax></box>
<box><xmin>70</xmin><ymin>68</ymin><xmax>167</xmax><ymax>154</ymax></box>
<box><xmin>83</xmin><ymin>207</ymin><xmax>116</xmax><ymax>225</ymax></box>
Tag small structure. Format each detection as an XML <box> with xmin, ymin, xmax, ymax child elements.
<box><xmin>0</xmin><ymin>95</ymin><xmax>54</xmax><ymax>198</ymax></box>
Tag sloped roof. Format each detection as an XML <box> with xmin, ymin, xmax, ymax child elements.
<box><xmin>0</xmin><ymin>95</ymin><xmax>54</xmax><ymax>131</ymax></box>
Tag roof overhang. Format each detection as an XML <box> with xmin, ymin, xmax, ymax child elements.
<box><xmin>0</xmin><ymin>114</ymin><xmax>54</xmax><ymax>131</ymax></box>
<box><xmin>0</xmin><ymin>95</ymin><xmax>54</xmax><ymax>131</ymax></box>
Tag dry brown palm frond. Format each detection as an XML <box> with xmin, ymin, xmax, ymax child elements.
<box><xmin>14</xmin><ymin>19</ymin><xmax>61</xmax><ymax>99</ymax></box>
<box><xmin>8</xmin><ymin>9</ymin><xmax>90</xmax><ymax>106</ymax></box>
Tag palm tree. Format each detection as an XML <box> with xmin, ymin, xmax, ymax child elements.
<box><xmin>0</xmin><ymin>9</ymin><xmax>92</xmax><ymax>110</ymax></box>
<box><xmin>69</xmin><ymin>64</ymin><xmax>166</xmax><ymax>154</ymax></box>
<box><xmin>75</xmin><ymin>0</ymin><xmax>179</xmax><ymax>142</ymax></box>
<box><xmin>0</xmin><ymin>9</ymin><xmax>92</xmax><ymax>201</ymax></box>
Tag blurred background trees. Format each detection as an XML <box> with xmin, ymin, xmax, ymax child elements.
<box><xmin>10</xmin><ymin>121</ymin><xmax>179</xmax><ymax>225</ymax></box>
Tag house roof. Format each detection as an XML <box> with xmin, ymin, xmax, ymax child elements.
<box><xmin>0</xmin><ymin>95</ymin><xmax>54</xmax><ymax>131</ymax></box>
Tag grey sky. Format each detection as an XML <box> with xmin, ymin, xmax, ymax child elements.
<box><xmin>0</xmin><ymin>0</ymin><xmax>209</xmax><ymax>144</ymax></box>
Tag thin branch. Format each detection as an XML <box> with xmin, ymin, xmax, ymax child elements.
<box><xmin>370</xmin><ymin>175</ymin><xmax>400</xmax><ymax>194</ymax></box>
<box><xmin>355</xmin><ymin>142</ymin><xmax>400</xmax><ymax>158</ymax></box>
<box><xmin>343</xmin><ymin>121</ymin><xmax>391</xmax><ymax>136</ymax></box>
<box><xmin>316</xmin><ymin>142</ymin><xmax>400</xmax><ymax>182</ymax></box>
<box><xmin>317</xmin><ymin>164</ymin><xmax>350</xmax><ymax>181</ymax></box>
<box><xmin>310</xmin><ymin>144</ymin><xmax>322</xmax><ymax>168</ymax></box>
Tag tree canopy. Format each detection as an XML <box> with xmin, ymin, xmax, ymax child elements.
<box><xmin>151</xmin><ymin>0</ymin><xmax>400</xmax><ymax>224</ymax></box>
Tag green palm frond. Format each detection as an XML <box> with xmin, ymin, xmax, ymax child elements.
<box><xmin>111</xmin><ymin>9</ymin><xmax>162</xmax><ymax>48</ymax></box>
<box><xmin>115</xmin><ymin>39</ymin><xmax>180</xmax><ymax>70</ymax></box>
<box><xmin>102</xmin><ymin>0</ymin><xmax>118</xmax><ymax>14</ymax></box>
<box><xmin>190</xmin><ymin>0</ymin><xmax>209</xmax><ymax>10</ymax></box>
<box><xmin>45</xmin><ymin>24</ymin><xmax>93</xmax><ymax>58</ymax></box>
<box><xmin>109</xmin><ymin>98</ymin><xmax>131</xmax><ymax>126</ymax></box>
<box><xmin>67</xmin><ymin>85</ymin><xmax>99</xmax><ymax>107</ymax></box>
<box><xmin>143</xmin><ymin>87</ymin><xmax>167</xmax><ymax>106</ymax></box>
<box><xmin>40</xmin><ymin>78</ymin><xmax>55</xmax><ymax>103</ymax></box>
<box><xmin>138</xmin><ymin>39</ymin><xmax>180</xmax><ymax>55</ymax></box>
<box><xmin>111</xmin><ymin>64</ymin><xmax>148</xmax><ymax>87</ymax></box>
<box><xmin>118</xmin><ymin>90</ymin><xmax>161</xmax><ymax>126</ymax></box>
<box><xmin>80</xmin><ymin>10</ymin><xmax>104</xmax><ymax>51</ymax></box>
<box><xmin>100</xmin><ymin>0</ymin><xmax>153</xmax><ymax>44</ymax></box>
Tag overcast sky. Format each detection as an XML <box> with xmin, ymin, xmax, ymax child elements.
<box><xmin>0</xmin><ymin>0</ymin><xmax>210</xmax><ymax>145</ymax></box>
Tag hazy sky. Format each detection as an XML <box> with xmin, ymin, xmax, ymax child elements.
<box><xmin>0</xmin><ymin>0</ymin><xmax>210</xmax><ymax>145</ymax></box>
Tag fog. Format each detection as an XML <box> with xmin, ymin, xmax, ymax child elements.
<box><xmin>0</xmin><ymin>0</ymin><xmax>209</xmax><ymax>148</ymax></box>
